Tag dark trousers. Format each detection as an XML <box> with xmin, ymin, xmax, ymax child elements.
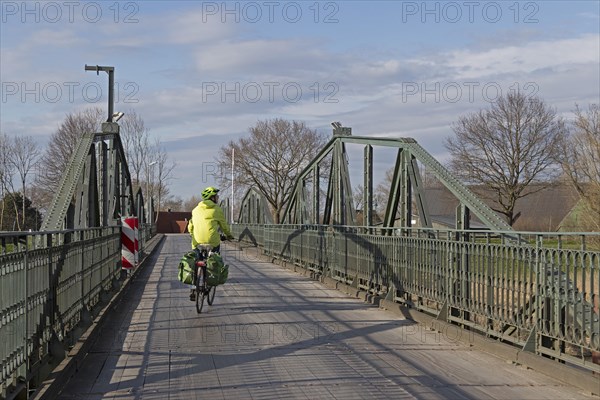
<box><xmin>194</xmin><ymin>244</ymin><xmax>220</xmax><ymax>260</ymax></box>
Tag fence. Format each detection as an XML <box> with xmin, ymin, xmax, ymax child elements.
<box><xmin>0</xmin><ymin>223</ymin><xmax>155</xmax><ymax>399</ymax></box>
<box><xmin>234</xmin><ymin>224</ymin><xmax>600</xmax><ymax>373</ymax></box>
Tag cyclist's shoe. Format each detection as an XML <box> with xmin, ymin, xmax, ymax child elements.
<box><xmin>189</xmin><ymin>289</ymin><xmax>196</xmax><ymax>301</ymax></box>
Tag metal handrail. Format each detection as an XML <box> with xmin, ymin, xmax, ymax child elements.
<box><xmin>0</xmin><ymin>224</ymin><xmax>156</xmax><ymax>399</ymax></box>
<box><xmin>233</xmin><ymin>223</ymin><xmax>600</xmax><ymax>373</ymax></box>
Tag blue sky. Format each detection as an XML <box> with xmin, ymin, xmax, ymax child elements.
<box><xmin>1</xmin><ymin>0</ymin><xmax>599</xmax><ymax>202</ymax></box>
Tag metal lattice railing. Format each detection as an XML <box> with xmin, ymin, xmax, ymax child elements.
<box><xmin>233</xmin><ymin>224</ymin><xmax>600</xmax><ymax>373</ymax></box>
<box><xmin>0</xmin><ymin>224</ymin><xmax>156</xmax><ymax>399</ymax></box>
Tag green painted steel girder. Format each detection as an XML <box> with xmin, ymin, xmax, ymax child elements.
<box><xmin>238</xmin><ymin>187</ymin><xmax>274</xmax><ymax>224</ymax></box>
<box><xmin>276</xmin><ymin>131</ymin><xmax>512</xmax><ymax>231</ymax></box>
<box><xmin>363</xmin><ymin>145</ymin><xmax>373</xmax><ymax>227</ymax></box>
<box><xmin>40</xmin><ymin>123</ymin><xmax>137</xmax><ymax>231</ymax></box>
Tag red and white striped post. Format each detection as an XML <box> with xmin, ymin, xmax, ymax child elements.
<box><xmin>121</xmin><ymin>217</ymin><xmax>139</xmax><ymax>270</ymax></box>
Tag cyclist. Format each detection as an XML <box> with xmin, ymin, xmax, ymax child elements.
<box><xmin>187</xmin><ymin>186</ymin><xmax>233</xmax><ymax>300</ymax></box>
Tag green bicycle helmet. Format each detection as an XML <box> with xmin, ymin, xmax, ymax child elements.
<box><xmin>201</xmin><ymin>186</ymin><xmax>220</xmax><ymax>200</ymax></box>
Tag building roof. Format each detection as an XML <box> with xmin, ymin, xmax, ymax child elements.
<box><xmin>422</xmin><ymin>184</ymin><xmax>581</xmax><ymax>231</ymax></box>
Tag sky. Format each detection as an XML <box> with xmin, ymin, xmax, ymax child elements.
<box><xmin>1</xmin><ymin>0</ymin><xmax>599</xmax><ymax>203</ymax></box>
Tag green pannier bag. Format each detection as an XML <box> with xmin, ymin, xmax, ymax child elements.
<box><xmin>206</xmin><ymin>253</ymin><xmax>229</xmax><ymax>286</ymax></box>
<box><xmin>178</xmin><ymin>251</ymin><xmax>196</xmax><ymax>285</ymax></box>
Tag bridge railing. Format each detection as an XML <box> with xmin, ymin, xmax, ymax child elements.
<box><xmin>233</xmin><ymin>224</ymin><xmax>600</xmax><ymax>373</ymax></box>
<box><xmin>0</xmin><ymin>223</ymin><xmax>155</xmax><ymax>399</ymax></box>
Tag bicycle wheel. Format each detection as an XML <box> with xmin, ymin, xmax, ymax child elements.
<box><xmin>206</xmin><ymin>285</ymin><xmax>216</xmax><ymax>305</ymax></box>
<box><xmin>195</xmin><ymin>266</ymin><xmax>205</xmax><ymax>314</ymax></box>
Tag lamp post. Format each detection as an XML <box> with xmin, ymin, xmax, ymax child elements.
<box><xmin>231</xmin><ymin>148</ymin><xmax>234</xmax><ymax>223</ymax></box>
<box><xmin>146</xmin><ymin>161</ymin><xmax>158</xmax><ymax>223</ymax></box>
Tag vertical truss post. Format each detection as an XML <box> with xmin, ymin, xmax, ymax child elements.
<box><xmin>299</xmin><ymin>179</ymin><xmax>308</xmax><ymax>224</ymax></box>
<box><xmin>113</xmin><ymin>146</ymin><xmax>134</xmax><ymax>218</ymax></box>
<box><xmin>87</xmin><ymin>149</ymin><xmax>99</xmax><ymax>227</ymax></box>
<box><xmin>364</xmin><ymin>144</ymin><xmax>373</xmax><ymax>227</ymax></box>
<box><xmin>456</xmin><ymin>204</ymin><xmax>471</xmax><ymax>320</ymax></box>
<box><xmin>456</xmin><ymin>204</ymin><xmax>471</xmax><ymax>230</ymax></box>
<box><xmin>339</xmin><ymin>142</ymin><xmax>355</xmax><ymax>226</ymax></box>
<box><xmin>108</xmin><ymin>137</ymin><xmax>120</xmax><ymax>221</ymax></box>
<box><xmin>312</xmin><ymin>166</ymin><xmax>320</xmax><ymax>224</ymax></box>
<box><xmin>255</xmin><ymin>195</ymin><xmax>259</xmax><ymax>223</ymax></box>
<box><xmin>123</xmin><ymin>159</ymin><xmax>134</xmax><ymax>216</ymax></box>
<box><xmin>99</xmin><ymin>141</ymin><xmax>108</xmax><ymax>226</ymax></box>
<box><xmin>246</xmin><ymin>193</ymin><xmax>252</xmax><ymax>223</ymax></box>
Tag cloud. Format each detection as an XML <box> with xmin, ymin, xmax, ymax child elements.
<box><xmin>27</xmin><ymin>28</ymin><xmax>85</xmax><ymax>47</ymax></box>
<box><xmin>577</xmin><ymin>12</ymin><xmax>600</xmax><ymax>20</ymax></box>
<box><xmin>164</xmin><ymin>10</ymin><xmax>235</xmax><ymax>44</ymax></box>
<box><xmin>1</xmin><ymin>1</ymin><xmax>598</xmax><ymax>202</ymax></box>
<box><xmin>125</xmin><ymin>30</ymin><xmax>600</xmax><ymax>176</ymax></box>
<box><xmin>193</xmin><ymin>38</ymin><xmax>330</xmax><ymax>76</ymax></box>
<box><xmin>442</xmin><ymin>34</ymin><xmax>599</xmax><ymax>80</ymax></box>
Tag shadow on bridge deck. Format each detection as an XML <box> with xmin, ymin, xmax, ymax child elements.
<box><xmin>41</xmin><ymin>234</ymin><xmax>595</xmax><ymax>400</ymax></box>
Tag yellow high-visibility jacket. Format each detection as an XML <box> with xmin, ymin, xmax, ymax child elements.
<box><xmin>188</xmin><ymin>200</ymin><xmax>232</xmax><ymax>249</ymax></box>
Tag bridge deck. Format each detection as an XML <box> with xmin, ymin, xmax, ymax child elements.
<box><xmin>56</xmin><ymin>234</ymin><xmax>594</xmax><ymax>399</ymax></box>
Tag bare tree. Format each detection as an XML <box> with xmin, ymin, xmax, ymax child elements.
<box><xmin>118</xmin><ymin>110</ymin><xmax>176</xmax><ymax>218</ymax></box>
<box><xmin>33</xmin><ymin>107</ymin><xmax>177</xmax><ymax>224</ymax></box>
<box><xmin>0</xmin><ymin>134</ymin><xmax>15</xmax><ymax>229</ymax></box>
<box><xmin>445</xmin><ymin>92</ymin><xmax>566</xmax><ymax>226</ymax></box>
<box><xmin>120</xmin><ymin>109</ymin><xmax>151</xmax><ymax>192</ymax></box>
<box><xmin>10</xmin><ymin>136</ymin><xmax>41</xmax><ymax>229</ymax></box>
<box><xmin>152</xmin><ymin>139</ymin><xmax>176</xmax><ymax>219</ymax></box>
<box><xmin>421</xmin><ymin>168</ymin><xmax>443</xmax><ymax>188</ymax></box>
<box><xmin>560</xmin><ymin>104</ymin><xmax>600</xmax><ymax>231</ymax></box>
<box><xmin>0</xmin><ymin>134</ymin><xmax>41</xmax><ymax>230</ymax></box>
<box><xmin>353</xmin><ymin>184</ymin><xmax>364</xmax><ymax>211</ymax></box>
<box><xmin>183</xmin><ymin>195</ymin><xmax>203</xmax><ymax>212</ymax></box>
<box><xmin>353</xmin><ymin>184</ymin><xmax>387</xmax><ymax>225</ymax></box>
<box><xmin>217</xmin><ymin>119</ymin><xmax>328</xmax><ymax>223</ymax></box>
<box><xmin>374</xmin><ymin>168</ymin><xmax>395</xmax><ymax>217</ymax></box>
<box><xmin>162</xmin><ymin>196</ymin><xmax>184</xmax><ymax>212</ymax></box>
<box><xmin>34</xmin><ymin>107</ymin><xmax>104</xmax><ymax>212</ymax></box>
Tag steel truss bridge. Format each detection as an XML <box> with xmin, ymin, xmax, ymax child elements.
<box><xmin>0</xmin><ymin>122</ymin><xmax>598</xmax><ymax>399</ymax></box>
<box><xmin>234</xmin><ymin>126</ymin><xmax>599</xmax><ymax>374</ymax></box>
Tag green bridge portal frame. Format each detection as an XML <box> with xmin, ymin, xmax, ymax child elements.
<box><xmin>0</xmin><ymin>66</ymin><xmax>158</xmax><ymax>400</ymax></box>
<box><xmin>281</xmin><ymin>125</ymin><xmax>512</xmax><ymax>231</ymax></box>
<box><xmin>40</xmin><ymin>122</ymin><xmax>149</xmax><ymax>231</ymax></box>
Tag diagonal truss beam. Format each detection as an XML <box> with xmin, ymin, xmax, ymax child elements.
<box><xmin>41</xmin><ymin>123</ymin><xmax>137</xmax><ymax>231</ymax></box>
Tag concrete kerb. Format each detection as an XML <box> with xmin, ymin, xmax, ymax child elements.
<box><xmin>31</xmin><ymin>233</ymin><xmax>166</xmax><ymax>400</ymax></box>
<box><xmin>234</xmin><ymin>242</ymin><xmax>600</xmax><ymax>397</ymax></box>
